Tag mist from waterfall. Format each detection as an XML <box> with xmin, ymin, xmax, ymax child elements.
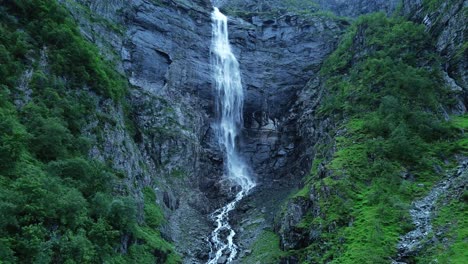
<box><xmin>207</xmin><ymin>7</ymin><xmax>256</xmax><ymax>264</ymax></box>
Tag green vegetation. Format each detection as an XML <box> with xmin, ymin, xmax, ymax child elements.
<box><xmin>63</xmin><ymin>0</ymin><xmax>125</xmax><ymax>35</ymax></box>
<box><xmin>243</xmin><ymin>230</ymin><xmax>285</xmax><ymax>263</ymax></box>
<box><xmin>423</xmin><ymin>0</ymin><xmax>445</xmax><ymax>10</ymax></box>
<box><xmin>450</xmin><ymin>115</ymin><xmax>468</xmax><ymax>154</ymax></box>
<box><xmin>421</xmin><ymin>0</ymin><xmax>459</xmax><ymax>12</ymax></box>
<box><xmin>125</xmin><ymin>187</ymin><xmax>181</xmax><ymax>264</ymax></box>
<box><xmin>413</xmin><ymin>116</ymin><xmax>467</xmax><ymax>263</ymax></box>
<box><xmin>0</xmin><ymin>0</ymin><xmax>126</xmax><ymax>100</ymax></box>
<box><xmin>279</xmin><ymin>13</ymin><xmax>466</xmax><ymax>263</ymax></box>
<box><xmin>417</xmin><ymin>192</ymin><xmax>468</xmax><ymax>263</ymax></box>
<box><xmin>0</xmin><ymin>0</ymin><xmax>179</xmax><ymax>263</ymax></box>
<box><xmin>143</xmin><ymin>187</ymin><xmax>166</xmax><ymax>228</ymax></box>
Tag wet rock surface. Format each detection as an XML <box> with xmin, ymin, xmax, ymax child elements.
<box><xmin>232</xmin><ymin>14</ymin><xmax>345</xmax><ymax>183</ymax></box>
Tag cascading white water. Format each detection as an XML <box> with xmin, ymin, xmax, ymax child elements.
<box><xmin>207</xmin><ymin>7</ymin><xmax>256</xmax><ymax>264</ymax></box>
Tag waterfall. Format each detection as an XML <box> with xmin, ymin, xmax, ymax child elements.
<box><xmin>207</xmin><ymin>7</ymin><xmax>256</xmax><ymax>264</ymax></box>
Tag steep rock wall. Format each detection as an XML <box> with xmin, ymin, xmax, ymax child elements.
<box><xmin>60</xmin><ymin>0</ymin><xmax>467</xmax><ymax>263</ymax></box>
<box><xmin>61</xmin><ymin>0</ymin><xmax>218</xmax><ymax>261</ymax></box>
<box><xmin>220</xmin><ymin>0</ymin><xmax>399</xmax><ymax>17</ymax></box>
<box><xmin>61</xmin><ymin>0</ymin><xmax>348</xmax><ymax>262</ymax></box>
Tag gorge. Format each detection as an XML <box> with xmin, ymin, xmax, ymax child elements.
<box><xmin>0</xmin><ymin>0</ymin><xmax>466</xmax><ymax>264</ymax></box>
<box><xmin>208</xmin><ymin>6</ymin><xmax>255</xmax><ymax>263</ymax></box>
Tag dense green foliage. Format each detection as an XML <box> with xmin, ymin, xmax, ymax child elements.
<box><xmin>0</xmin><ymin>0</ymin><xmax>126</xmax><ymax>100</ymax></box>
<box><xmin>0</xmin><ymin>0</ymin><xmax>179</xmax><ymax>263</ymax></box>
<box><xmin>281</xmin><ymin>13</ymin><xmax>467</xmax><ymax>263</ymax></box>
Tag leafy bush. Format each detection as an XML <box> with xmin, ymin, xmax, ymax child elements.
<box><xmin>1</xmin><ymin>0</ymin><xmax>126</xmax><ymax>100</ymax></box>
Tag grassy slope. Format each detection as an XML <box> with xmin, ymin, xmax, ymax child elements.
<box><xmin>276</xmin><ymin>11</ymin><xmax>467</xmax><ymax>263</ymax></box>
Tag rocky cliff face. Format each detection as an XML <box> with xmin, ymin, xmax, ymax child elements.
<box><xmin>401</xmin><ymin>0</ymin><xmax>467</xmax><ymax>113</ymax></box>
<box><xmin>62</xmin><ymin>0</ymin><xmax>217</xmax><ymax>261</ymax></box>
<box><xmin>314</xmin><ymin>0</ymin><xmax>400</xmax><ymax>17</ymax></box>
<box><xmin>232</xmin><ymin>13</ymin><xmax>346</xmax><ymax>179</ymax></box>
<box><xmin>220</xmin><ymin>0</ymin><xmax>399</xmax><ymax>17</ymax></box>
<box><xmin>61</xmin><ymin>0</ymin><xmax>466</xmax><ymax>263</ymax></box>
<box><xmin>60</xmin><ymin>0</ymin><xmax>347</xmax><ymax>261</ymax></box>
<box><xmin>273</xmin><ymin>1</ymin><xmax>467</xmax><ymax>263</ymax></box>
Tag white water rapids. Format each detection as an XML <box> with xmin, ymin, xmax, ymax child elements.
<box><xmin>207</xmin><ymin>7</ymin><xmax>256</xmax><ymax>264</ymax></box>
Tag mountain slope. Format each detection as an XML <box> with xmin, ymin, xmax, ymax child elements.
<box><xmin>0</xmin><ymin>1</ymin><xmax>179</xmax><ymax>262</ymax></box>
<box><xmin>0</xmin><ymin>0</ymin><xmax>466</xmax><ymax>263</ymax></box>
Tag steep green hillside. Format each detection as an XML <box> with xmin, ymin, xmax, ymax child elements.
<box><xmin>0</xmin><ymin>1</ymin><xmax>178</xmax><ymax>263</ymax></box>
<box><xmin>279</xmin><ymin>12</ymin><xmax>467</xmax><ymax>264</ymax></box>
